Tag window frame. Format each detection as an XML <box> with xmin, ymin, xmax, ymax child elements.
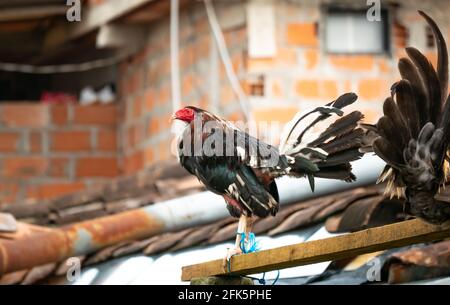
<box><xmin>322</xmin><ymin>6</ymin><xmax>391</xmax><ymax>56</ymax></box>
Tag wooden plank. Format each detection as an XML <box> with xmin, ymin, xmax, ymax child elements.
<box><xmin>181</xmin><ymin>219</ymin><xmax>450</xmax><ymax>281</ymax></box>
<box><xmin>44</xmin><ymin>0</ymin><xmax>155</xmax><ymax>49</ymax></box>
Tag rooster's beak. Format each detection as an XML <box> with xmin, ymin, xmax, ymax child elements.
<box><xmin>170</xmin><ymin>114</ymin><xmax>177</xmax><ymax>122</ymax></box>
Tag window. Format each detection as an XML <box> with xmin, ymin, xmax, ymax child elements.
<box><xmin>325</xmin><ymin>8</ymin><xmax>389</xmax><ymax>54</ymax></box>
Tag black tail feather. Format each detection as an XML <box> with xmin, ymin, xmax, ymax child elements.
<box><xmin>309</xmin><ymin>111</ymin><xmax>363</xmax><ymax>147</ymax></box>
<box><xmin>398</xmin><ymin>57</ymin><xmax>429</xmax><ymax>126</ymax></box>
<box><xmin>406</xmin><ymin>47</ymin><xmax>442</xmax><ymax>125</ymax></box>
<box><xmin>396</xmin><ymin>80</ymin><xmax>420</xmax><ymax>138</ymax></box>
<box><xmin>419</xmin><ymin>10</ymin><xmax>448</xmax><ymax>103</ymax></box>
<box><xmin>281</xmin><ymin>93</ymin><xmax>364</xmax><ymax>188</ymax></box>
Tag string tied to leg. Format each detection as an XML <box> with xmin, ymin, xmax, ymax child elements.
<box><xmin>227</xmin><ymin>232</ymin><xmax>280</xmax><ymax>285</ymax></box>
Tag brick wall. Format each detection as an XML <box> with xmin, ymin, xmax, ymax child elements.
<box><xmin>117</xmin><ymin>0</ymin><xmax>450</xmax><ymax>167</ymax></box>
<box><xmin>0</xmin><ymin>103</ymin><xmax>119</xmax><ymax>205</ymax></box>
<box><xmin>247</xmin><ymin>1</ymin><xmax>450</xmax><ymax>130</ymax></box>
<box><xmin>118</xmin><ymin>1</ymin><xmax>247</xmax><ymax>175</ymax></box>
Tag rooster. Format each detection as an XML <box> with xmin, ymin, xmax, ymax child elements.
<box><xmin>172</xmin><ymin>93</ymin><xmax>364</xmax><ymax>265</ymax></box>
<box><xmin>362</xmin><ymin>11</ymin><xmax>450</xmax><ymax>224</ymax></box>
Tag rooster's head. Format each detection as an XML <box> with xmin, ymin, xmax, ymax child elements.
<box><xmin>172</xmin><ymin>106</ymin><xmax>199</xmax><ymax>123</ymax></box>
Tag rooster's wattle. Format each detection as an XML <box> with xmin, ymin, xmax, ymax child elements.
<box><xmin>172</xmin><ymin>93</ymin><xmax>364</xmax><ymax>264</ymax></box>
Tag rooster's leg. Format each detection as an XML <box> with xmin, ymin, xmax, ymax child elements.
<box><xmin>222</xmin><ymin>214</ymin><xmax>247</xmax><ymax>271</ymax></box>
<box><xmin>244</xmin><ymin>215</ymin><xmax>254</xmax><ymax>241</ymax></box>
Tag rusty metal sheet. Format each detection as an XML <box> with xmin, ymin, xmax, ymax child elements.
<box><xmin>383</xmin><ymin>241</ymin><xmax>450</xmax><ymax>284</ymax></box>
<box><xmin>21</xmin><ymin>263</ymin><xmax>57</xmax><ymax>285</ymax></box>
<box><xmin>330</xmin><ymin>196</ymin><xmax>404</xmax><ymax>233</ymax></box>
<box><xmin>143</xmin><ymin>228</ymin><xmax>196</xmax><ymax>255</ymax></box>
<box><xmin>268</xmin><ymin>200</ymin><xmax>332</xmax><ymax>236</ymax></box>
<box><xmin>0</xmin><ymin>269</ymin><xmax>28</xmax><ymax>285</ymax></box>
<box><xmin>0</xmin><ymin>208</ymin><xmax>166</xmax><ymax>276</ymax></box>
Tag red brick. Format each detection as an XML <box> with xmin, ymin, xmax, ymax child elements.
<box><xmin>148</xmin><ymin>58</ymin><xmax>169</xmax><ymax>83</ymax></box>
<box><xmin>51</xmin><ymin>131</ymin><xmax>91</xmax><ymax>152</ymax></box>
<box><xmin>157</xmin><ymin>140</ymin><xmax>173</xmax><ymax>161</ymax></box>
<box><xmin>234</xmin><ymin>27</ymin><xmax>247</xmax><ymax>45</ymax></box>
<box><xmin>329</xmin><ymin>55</ymin><xmax>374</xmax><ymax>71</ymax></box>
<box><xmin>73</xmin><ymin>105</ymin><xmax>117</xmax><ymax>126</ymax></box>
<box><xmin>227</xmin><ymin>112</ymin><xmax>244</xmax><ymax>122</ymax></box>
<box><xmin>98</xmin><ymin>130</ymin><xmax>117</xmax><ymax>151</ymax></box>
<box><xmin>51</xmin><ymin>105</ymin><xmax>68</xmax><ymax>125</ymax></box>
<box><xmin>147</xmin><ymin>117</ymin><xmax>159</xmax><ymax>136</ymax></box>
<box><xmin>198</xmin><ymin>96</ymin><xmax>208</xmax><ymax>110</ymax></box>
<box><xmin>247</xmin><ymin>48</ymin><xmax>297</xmax><ymax>72</ymax></box>
<box><xmin>133</xmin><ymin>94</ymin><xmax>143</xmax><ymax>119</ymax></box>
<box><xmin>321</xmin><ymin>80</ymin><xmax>338</xmax><ymax>100</ymax></box>
<box><xmin>0</xmin><ymin>104</ymin><xmax>48</xmax><ymax>127</ymax></box>
<box><xmin>0</xmin><ymin>183</ymin><xmax>19</xmax><ymax>204</ymax></box>
<box><xmin>247</xmin><ymin>57</ymin><xmax>275</xmax><ymax>72</ymax></box>
<box><xmin>144</xmin><ymin>147</ymin><xmax>155</xmax><ymax>165</ymax></box>
<box><xmin>358</xmin><ymin>79</ymin><xmax>386</xmax><ymax>100</ymax></box>
<box><xmin>124</xmin><ymin>151</ymin><xmax>144</xmax><ymax>175</ymax></box>
<box><xmin>130</xmin><ymin>47</ymin><xmax>150</xmax><ymax>67</ymax></box>
<box><xmin>48</xmin><ymin>158</ymin><xmax>70</xmax><ymax>177</ymax></box>
<box><xmin>29</xmin><ymin>132</ymin><xmax>42</xmax><ymax>153</ymax></box>
<box><xmin>179</xmin><ymin>45</ymin><xmax>194</xmax><ymax>69</ymax></box>
<box><xmin>271</xmin><ymin>79</ymin><xmax>283</xmax><ymax>98</ymax></box>
<box><xmin>0</xmin><ymin>132</ymin><xmax>19</xmax><ymax>152</ymax></box>
<box><xmin>27</xmin><ymin>182</ymin><xmax>85</xmax><ymax>201</ymax></box>
<box><xmin>182</xmin><ymin>74</ymin><xmax>195</xmax><ymax>96</ymax></box>
<box><xmin>76</xmin><ymin>157</ymin><xmax>119</xmax><ymax>177</ymax></box>
<box><xmin>220</xmin><ymin>87</ymin><xmax>235</xmax><ymax>106</ymax></box>
<box><xmin>157</xmin><ymin>87</ymin><xmax>170</xmax><ymax>105</ymax></box>
<box><xmin>3</xmin><ymin>157</ymin><xmax>47</xmax><ymax>178</ymax></box>
<box><xmin>286</xmin><ymin>23</ymin><xmax>318</xmax><ymax>46</ymax></box>
<box><xmin>276</xmin><ymin>48</ymin><xmax>297</xmax><ymax>64</ymax></box>
<box><xmin>378</xmin><ymin>58</ymin><xmax>392</xmax><ymax>74</ymax></box>
<box><xmin>144</xmin><ymin>89</ymin><xmax>156</xmax><ymax>112</ymax></box>
<box><xmin>253</xmin><ymin>106</ymin><xmax>299</xmax><ymax>124</ymax></box>
<box><xmin>295</xmin><ymin>80</ymin><xmax>319</xmax><ymax>98</ymax></box>
<box><xmin>125</xmin><ymin>68</ymin><xmax>144</xmax><ymax>95</ymax></box>
<box><xmin>159</xmin><ymin>113</ymin><xmax>171</xmax><ymax>131</ymax></box>
<box><xmin>127</xmin><ymin>125</ymin><xmax>143</xmax><ymax>148</ymax></box>
<box><xmin>231</xmin><ymin>53</ymin><xmax>243</xmax><ymax>72</ymax></box>
<box><xmin>193</xmin><ymin>37</ymin><xmax>210</xmax><ymax>62</ymax></box>
<box><xmin>304</xmin><ymin>49</ymin><xmax>319</xmax><ymax>69</ymax></box>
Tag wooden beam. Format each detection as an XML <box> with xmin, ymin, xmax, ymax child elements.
<box><xmin>44</xmin><ymin>0</ymin><xmax>155</xmax><ymax>50</ymax></box>
<box><xmin>119</xmin><ymin>0</ymin><xmax>171</xmax><ymax>24</ymax></box>
<box><xmin>0</xmin><ymin>5</ymin><xmax>67</xmax><ymax>22</ymax></box>
<box><xmin>181</xmin><ymin>219</ymin><xmax>450</xmax><ymax>281</ymax></box>
<box><xmin>96</xmin><ymin>24</ymin><xmax>148</xmax><ymax>49</ymax></box>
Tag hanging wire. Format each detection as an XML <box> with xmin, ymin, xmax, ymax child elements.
<box><xmin>170</xmin><ymin>0</ymin><xmax>182</xmax><ymax>112</ymax></box>
<box><xmin>203</xmin><ymin>0</ymin><xmax>251</xmax><ymax>122</ymax></box>
<box><xmin>0</xmin><ymin>50</ymin><xmax>133</xmax><ymax>74</ymax></box>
